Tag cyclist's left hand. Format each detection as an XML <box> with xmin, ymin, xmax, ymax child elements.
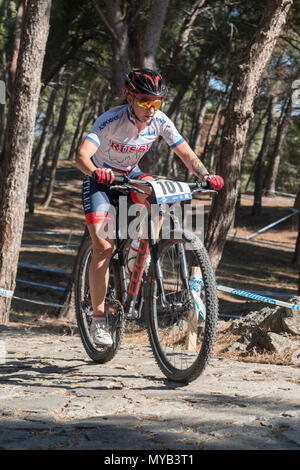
<box><xmin>204</xmin><ymin>174</ymin><xmax>224</xmax><ymax>191</ymax></box>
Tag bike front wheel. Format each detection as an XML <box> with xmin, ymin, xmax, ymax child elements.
<box><xmin>74</xmin><ymin>236</ymin><xmax>126</xmax><ymax>363</ymax></box>
<box><xmin>145</xmin><ymin>229</ymin><xmax>218</xmax><ymax>383</ymax></box>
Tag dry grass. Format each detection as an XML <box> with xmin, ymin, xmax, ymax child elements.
<box><xmin>215</xmin><ymin>320</ymin><xmax>300</xmax><ymax>367</ymax></box>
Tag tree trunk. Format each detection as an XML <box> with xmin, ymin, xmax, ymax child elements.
<box><xmin>252</xmin><ymin>94</ymin><xmax>276</xmax><ymax>215</ymax></box>
<box><xmin>166</xmin><ymin>85</ymin><xmax>187</xmax><ymax>120</ymax></box>
<box><xmin>263</xmin><ymin>96</ymin><xmax>292</xmax><ymax>194</ymax></box>
<box><xmin>27</xmin><ymin>79</ymin><xmax>60</xmax><ymax>213</ymax></box>
<box><xmin>67</xmin><ymin>91</ymin><xmax>91</xmax><ymax>160</ymax></box>
<box><xmin>135</xmin><ymin>0</ymin><xmax>170</xmax><ymax>172</ymax></box>
<box><xmin>201</xmin><ymin>101</ymin><xmax>222</xmax><ymax>166</ymax></box>
<box><xmin>292</xmin><ymin>191</ymin><xmax>300</xmax><ymax>294</ymax></box>
<box><xmin>74</xmin><ymin>109</ymin><xmax>95</xmax><ymax>159</ymax></box>
<box><xmin>9</xmin><ymin>0</ymin><xmax>27</xmax><ymax>94</ymax></box>
<box><xmin>243</xmin><ymin>107</ymin><xmax>269</xmax><ymax>192</ymax></box>
<box><xmin>0</xmin><ymin>0</ymin><xmax>51</xmax><ymax>324</ymax></box>
<box><xmin>166</xmin><ymin>0</ymin><xmax>206</xmax><ymax>78</ymax></box>
<box><xmin>0</xmin><ymin>0</ymin><xmax>25</xmax><ymax>154</ymax></box>
<box><xmin>42</xmin><ymin>74</ymin><xmax>73</xmax><ymax>208</ymax></box>
<box><xmin>193</xmin><ymin>71</ymin><xmax>213</xmax><ymax>155</ymax></box>
<box><xmin>93</xmin><ymin>0</ymin><xmax>129</xmax><ymax>97</ymax></box>
<box><xmin>37</xmin><ymin>120</ymin><xmax>57</xmax><ymax>189</ymax></box>
<box><xmin>141</xmin><ymin>0</ymin><xmax>169</xmax><ymax>70</ymax></box>
<box><xmin>205</xmin><ymin>0</ymin><xmax>292</xmax><ymax>272</ymax></box>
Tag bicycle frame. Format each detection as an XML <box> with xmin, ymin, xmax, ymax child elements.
<box><xmin>111</xmin><ymin>200</ymin><xmax>192</xmax><ymax>320</ymax></box>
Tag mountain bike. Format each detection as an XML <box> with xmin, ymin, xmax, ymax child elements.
<box><xmin>74</xmin><ymin>175</ymin><xmax>219</xmax><ymax>383</ymax></box>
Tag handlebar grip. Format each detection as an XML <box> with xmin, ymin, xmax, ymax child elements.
<box><xmin>113</xmin><ymin>174</ymin><xmax>127</xmax><ymax>184</ymax></box>
<box><xmin>200</xmin><ymin>180</ymin><xmax>209</xmax><ymax>189</ymax></box>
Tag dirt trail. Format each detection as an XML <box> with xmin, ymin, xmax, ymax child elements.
<box><xmin>0</xmin><ymin>324</ymin><xmax>299</xmax><ymax>451</ymax></box>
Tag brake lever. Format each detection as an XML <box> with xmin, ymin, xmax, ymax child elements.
<box><xmin>109</xmin><ymin>183</ymin><xmax>146</xmax><ymax>194</ymax></box>
<box><xmin>109</xmin><ymin>185</ymin><xmax>127</xmax><ymax>193</ymax></box>
<box><xmin>125</xmin><ymin>184</ymin><xmax>146</xmax><ymax>194</ymax></box>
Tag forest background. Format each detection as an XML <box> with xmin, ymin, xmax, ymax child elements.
<box><xmin>0</xmin><ymin>0</ymin><xmax>299</xmax><ymax>324</ymax></box>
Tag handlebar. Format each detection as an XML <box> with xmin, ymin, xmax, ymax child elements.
<box><xmin>111</xmin><ymin>174</ymin><xmax>212</xmax><ymax>195</ymax></box>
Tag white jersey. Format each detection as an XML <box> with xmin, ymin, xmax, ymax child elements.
<box><xmin>85</xmin><ymin>104</ymin><xmax>184</xmax><ymax>172</ymax></box>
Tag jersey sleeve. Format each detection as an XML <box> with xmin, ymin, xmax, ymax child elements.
<box><xmin>85</xmin><ymin>117</ymin><xmax>102</xmax><ymax>149</ymax></box>
<box><xmin>84</xmin><ymin>108</ymin><xmax>122</xmax><ymax>149</ymax></box>
<box><xmin>158</xmin><ymin>113</ymin><xmax>185</xmax><ymax>149</ymax></box>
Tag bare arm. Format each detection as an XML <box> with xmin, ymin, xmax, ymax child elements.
<box><xmin>173</xmin><ymin>140</ymin><xmax>208</xmax><ymax>179</ymax></box>
<box><xmin>75</xmin><ymin>139</ymin><xmax>99</xmax><ymax>176</ymax></box>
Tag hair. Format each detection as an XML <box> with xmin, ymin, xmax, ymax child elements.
<box><xmin>111</xmin><ymin>92</ymin><xmax>129</xmax><ymax>107</ymax></box>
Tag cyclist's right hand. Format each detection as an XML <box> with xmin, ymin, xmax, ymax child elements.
<box><xmin>92</xmin><ymin>168</ymin><xmax>115</xmax><ymax>185</ymax></box>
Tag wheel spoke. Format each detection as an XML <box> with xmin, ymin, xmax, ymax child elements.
<box><xmin>146</xmin><ymin>231</ymin><xmax>218</xmax><ymax>383</ymax></box>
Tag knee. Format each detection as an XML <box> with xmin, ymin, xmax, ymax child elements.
<box><xmin>91</xmin><ymin>238</ymin><xmax>114</xmax><ymax>261</ymax></box>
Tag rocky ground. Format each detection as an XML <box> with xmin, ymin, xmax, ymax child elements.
<box><xmin>0</xmin><ymin>317</ymin><xmax>299</xmax><ymax>452</ymax></box>
<box><xmin>221</xmin><ymin>296</ymin><xmax>300</xmax><ymax>358</ymax></box>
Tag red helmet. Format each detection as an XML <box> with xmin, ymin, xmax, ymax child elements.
<box><xmin>123</xmin><ymin>68</ymin><xmax>168</xmax><ymax>98</ymax></box>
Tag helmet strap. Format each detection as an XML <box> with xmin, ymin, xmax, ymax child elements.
<box><xmin>130</xmin><ymin>105</ymin><xmax>142</xmax><ymax>123</ymax></box>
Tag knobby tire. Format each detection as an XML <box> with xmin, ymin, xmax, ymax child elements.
<box><xmin>144</xmin><ymin>229</ymin><xmax>218</xmax><ymax>383</ymax></box>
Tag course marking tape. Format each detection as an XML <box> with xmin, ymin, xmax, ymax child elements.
<box><xmin>265</xmin><ymin>189</ymin><xmax>296</xmax><ymax>198</ymax></box>
<box><xmin>0</xmin><ymin>288</ymin><xmax>14</xmax><ymax>299</ymax></box>
<box><xmin>218</xmin><ymin>313</ymin><xmax>243</xmax><ymax>319</ymax></box>
<box><xmin>247</xmin><ymin>209</ymin><xmax>299</xmax><ymax>240</ymax></box>
<box><xmin>23</xmin><ymin>231</ymin><xmax>83</xmax><ymax>236</ymax></box>
<box><xmin>16</xmin><ymin>279</ymin><xmax>65</xmax><ymax>291</ymax></box>
<box><xmin>190</xmin><ymin>275</ymin><xmax>300</xmax><ymax>312</ymax></box>
<box><xmin>18</xmin><ymin>262</ymin><xmax>72</xmax><ymax>274</ymax></box>
<box><xmin>21</xmin><ymin>243</ymin><xmax>79</xmax><ymax>249</ymax></box>
<box><xmin>165</xmin><ymin>280</ymin><xmax>293</xmax><ymax>300</ymax></box>
<box><xmin>227</xmin><ymin>235</ymin><xmax>293</xmax><ymax>250</ymax></box>
<box><xmin>12</xmin><ymin>295</ymin><xmax>70</xmax><ymax>309</ymax></box>
<box><xmin>247</xmin><ymin>290</ymin><xmax>293</xmax><ymax>298</ymax></box>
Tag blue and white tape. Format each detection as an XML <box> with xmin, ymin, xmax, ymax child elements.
<box><xmin>23</xmin><ymin>230</ymin><xmax>82</xmax><ymax>236</ymax></box>
<box><xmin>229</xmin><ymin>209</ymin><xmax>299</xmax><ymax>243</ymax></box>
<box><xmin>189</xmin><ymin>275</ymin><xmax>206</xmax><ymax>319</ymax></box>
<box><xmin>21</xmin><ymin>243</ymin><xmax>79</xmax><ymax>248</ymax></box>
<box><xmin>0</xmin><ymin>287</ymin><xmax>14</xmax><ymax>299</ymax></box>
<box><xmin>265</xmin><ymin>189</ymin><xmax>296</xmax><ymax>198</ymax></box>
<box><xmin>16</xmin><ymin>279</ymin><xmax>65</xmax><ymax>291</ymax></box>
<box><xmin>18</xmin><ymin>262</ymin><xmax>72</xmax><ymax>274</ymax></box>
<box><xmin>12</xmin><ymin>295</ymin><xmax>70</xmax><ymax>309</ymax></box>
<box><xmin>190</xmin><ymin>275</ymin><xmax>300</xmax><ymax>312</ymax></box>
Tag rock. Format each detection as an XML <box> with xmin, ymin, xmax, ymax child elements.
<box><xmin>282</xmin><ymin>297</ymin><xmax>300</xmax><ymax>335</ymax></box>
<box><xmin>248</xmin><ymin>328</ymin><xmax>292</xmax><ymax>353</ymax></box>
<box><xmin>259</xmin><ymin>307</ymin><xmax>286</xmax><ymax>333</ymax></box>
<box><xmin>225</xmin><ymin>335</ymin><xmax>251</xmax><ymax>352</ymax></box>
<box><xmin>229</xmin><ymin>307</ymin><xmax>277</xmax><ymax>335</ymax></box>
<box><xmin>259</xmin><ymin>297</ymin><xmax>300</xmax><ymax>336</ymax></box>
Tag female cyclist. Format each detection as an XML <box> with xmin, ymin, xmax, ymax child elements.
<box><xmin>75</xmin><ymin>68</ymin><xmax>223</xmax><ymax>346</ymax></box>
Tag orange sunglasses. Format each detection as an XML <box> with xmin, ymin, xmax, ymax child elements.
<box><xmin>137</xmin><ymin>99</ymin><xmax>162</xmax><ymax>111</ymax></box>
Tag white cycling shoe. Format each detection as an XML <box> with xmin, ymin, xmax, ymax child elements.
<box><xmin>90</xmin><ymin>318</ymin><xmax>113</xmax><ymax>347</ymax></box>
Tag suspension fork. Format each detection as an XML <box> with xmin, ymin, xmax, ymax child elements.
<box><xmin>148</xmin><ymin>214</ymin><xmax>170</xmax><ymax>308</ymax></box>
<box><xmin>176</xmin><ymin>242</ymin><xmax>190</xmax><ymax>291</ymax></box>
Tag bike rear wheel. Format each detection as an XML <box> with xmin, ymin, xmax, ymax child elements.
<box><xmin>145</xmin><ymin>229</ymin><xmax>218</xmax><ymax>383</ymax></box>
<box><xmin>74</xmin><ymin>237</ymin><xmax>126</xmax><ymax>363</ymax></box>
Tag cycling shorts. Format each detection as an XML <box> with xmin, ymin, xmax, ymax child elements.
<box><xmin>82</xmin><ymin>165</ymin><xmax>151</xmax><ymax>226</ymax></box>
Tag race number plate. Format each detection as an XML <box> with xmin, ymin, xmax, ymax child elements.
<box><xmin>149</xmin><ymin>179</ymin><xmax>192</xmax><ymax>204</ymax></box>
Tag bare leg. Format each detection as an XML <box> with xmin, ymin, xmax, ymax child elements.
<box><xmin>87</xmin><ymin>221</ymin><xmax>114</xmax><ymax>320</ymax></box>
